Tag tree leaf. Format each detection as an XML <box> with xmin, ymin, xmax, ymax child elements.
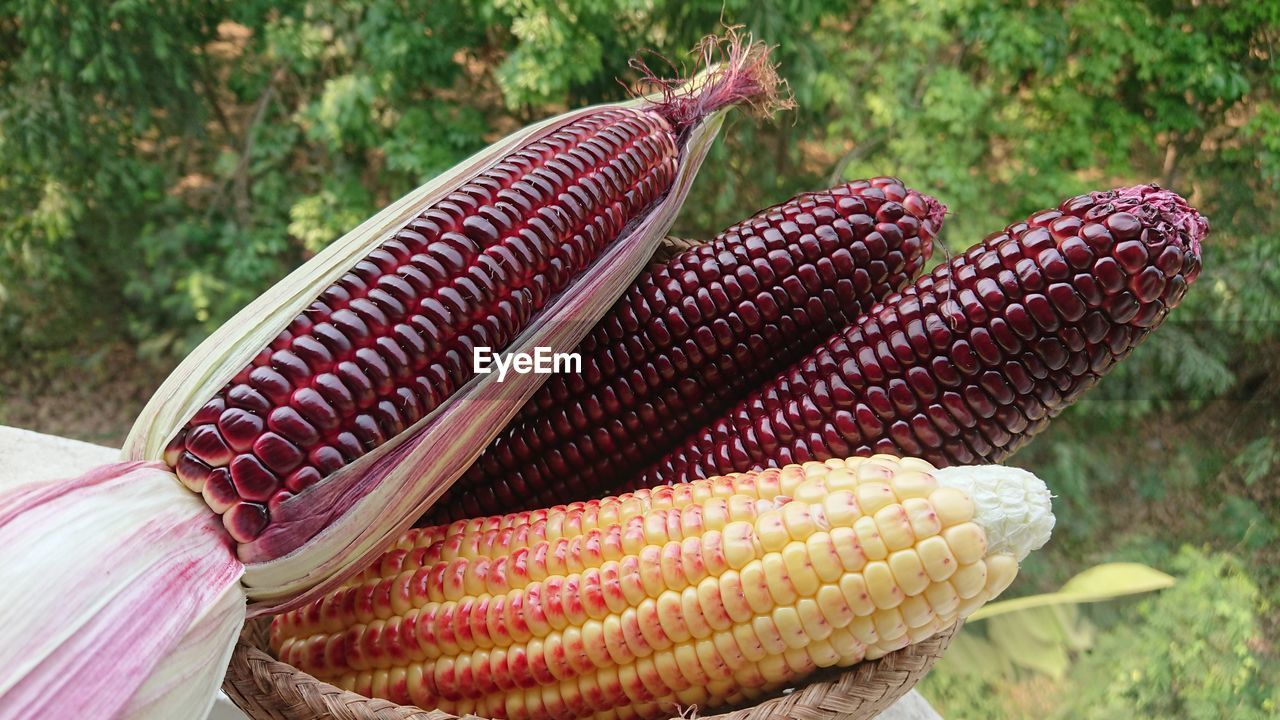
<box><xmin>967</xmin><ymin>562</ymin><xmax>1175</xmax><ymax>621</ymax></box>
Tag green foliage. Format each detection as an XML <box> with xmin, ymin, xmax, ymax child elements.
<box><xmin>922</xmin><ymin>549</ymin><xmax>1278</xmax><ymax>719</ymax></box>
<box><xmin>3</xmin><ymin>0</ymin><xmax>1276</xmax><ymax>366</ymax></box>
<box><xmin>1065</xmin><ymin>549</ymin><xmax>1276</xmax><ymax>718</ymax></box>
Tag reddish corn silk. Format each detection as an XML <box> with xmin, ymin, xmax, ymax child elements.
<box><xmin>162</xmin><ymin>108</ymin><xmax>682</xmax><ymax>543</ymax></box>
<box><xmin>424</xmin><ymin>178</ymin><xmax>946</xmax><ymax>521</ymax></box>
<box><xmin>626</xmin><ymin>185</ymin><xmax>1208</xmax><ymax>488</ymax></box>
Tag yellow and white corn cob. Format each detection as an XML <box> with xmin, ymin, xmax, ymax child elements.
<box><xmin>271</xmin><ymin>456</ymin><xmax>1053</xmax><ymax>720</ymax></box>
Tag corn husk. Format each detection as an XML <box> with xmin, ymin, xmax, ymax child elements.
<box><xmin>0</xmin><ymin>463</ymin><xmax>244</xmax><ymax>720</ymax></box>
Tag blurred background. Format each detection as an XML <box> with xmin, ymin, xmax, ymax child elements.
<box><xmin>0</xmin><ymin>1</ymin><xmax>1276</xmax><ymax>716</ymax></box>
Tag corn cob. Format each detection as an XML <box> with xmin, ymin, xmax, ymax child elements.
<box><xmin>271</xmin><ymin>456</ymin><xmax>1053</xmax><ymax>720</ymax></box>
<box><xmin>161</xmin><ymin>109</ymin><xmax>676</xmax><ymax>545</ymax></box>
<box><xmin>626</xmin><ymin>185</ymin><xmax>1207</xmax><ymax>488</ymax></box>
<box><xmin>145</xmin><ymin>45</ymin><xmax>784</xmax><ymax>556</ymax></box>
<box><xmin>427</xmin><ymin>179</ymin><xmax>945</xmax><ymax>522</ymax></box>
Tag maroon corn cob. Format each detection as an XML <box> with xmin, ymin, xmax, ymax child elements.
<box><xmin>424</xmin><ymin>178</ymin><xmax>946</xmax><ymax>522</ymax></box>
<box><xmin>161</xmin><ymin>108</ymin><xmax>685</xmax><ymax>543</ymax></box>
<box><xmin>625</xmin><ymin>185</ymin><xmax>1207</xmax><ymax>488</ymax></box>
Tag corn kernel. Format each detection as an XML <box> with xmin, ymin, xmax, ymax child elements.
<box><xmin>942</xmin><ymin>522</ymin><xmax>988</xmax><ymax>565</ymax></box>
<box><xmin>874</xmin><ymin>503</ymin><xmax>916</xmax><ymax>551</ymax></box>
<box><xmin>830</xmin><ymin>526</ymin><xmax>869</xmax><ymax>572</ymax></box>
<box><xmin>863</xmin><ymin>561</ymin><xmax>904</xmax><ymax>609</ymax></box>
<box><xmin>923</xmin><ymin>580</ymin><xmax>960</xmax><ymax>617</ymax></box>
<box><xmin>815</xmin><ymin>584</ymin><xmax>855</xmax><ymax>629</ymax></box>
<box><xmin>822</xmin><ymin>468</ymin><xmax>860</xmax><ymax>492</ymax></box>
<box><xmin>853</xmin><ymin>516</ymin><xmax>889</xmax><ymax>561</ymax></box>
<box><xmin>899</xmin><ymin>594</ymin><xmax>936</xmax><ymax>629</ymax></box>
<box><xmin>848</xmin><ymin>615</ymin><xmax>879</xmax><ymax>645</ymax></box>
<box><xmin>721</xmin><ymin>521</ymin><xmax>758</xmax><ymax>570</ymax></box>
<box><xmin>855</xmin><ymin>481</ymin><xmax>897</xmax><ymax>514</ymax></box>
<box><xmin>754</xmin><ymin>510</ymin><xmax>790</xmax><ymax>553</ymax></box>
<box><xmin>772</xmin><ymin>606</ymin><xmax>810</xmax><ymax>650</ymax></box>
<box><xmin>887</xmin><ymin>549</ymin><xmax>930</xmax><ymax>597</ymax></box>
<box><xmin>781</xmin><ymin>541</ymin><xmax>821</xmax><ymax>597</ymax></box>
<box><xmin>951</xmin><ymin>562</ymin><xmax>989</xmax><ymax>600</ymax></box>
<box><xmin>795</xmin><ymin>597</ymin><xmax>833</xmax><ymax>642</ymax></box>
<box><xmin>984</xmin><ymin>553</ymin><xmax>1019</xmax><ymax>598</ymax></box>
<box><xmin>762</xmin><ymin>553</ymin><xmax>799</xmax><ymax>606</ymax></box>
<box><xmin>837</xmin><ymin>572</ymin><xmax>877</xmax><ymax>616</ymax></box>
<box><xmin>739</xmin><ymin>560</ymin><xmax>773</xmax><ymax>615</ymax></box>
<box><xmin>928</xmin><ymin>487</ymin><xmax>975</xmax><ymax>526</ymax></box>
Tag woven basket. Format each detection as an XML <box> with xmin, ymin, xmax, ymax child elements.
<box><xmin>222</xmin><ymin>617</ymin><xmax>958</xmax><ymax>720</ymax></box>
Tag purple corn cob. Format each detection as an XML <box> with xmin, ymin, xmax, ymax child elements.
<box><xmin>424</xmin><ymin>179</ymin><xmax>946</xmax><ymax>521</ymax></box>
<box><xmin>161</xmin><ymin>108</ymin><xmax>682</xmax><ymax>542</ymax></box>
<box><xmin>627</xmin><ymin>184</ymin><xmax>1207</xmax><ymax>488</ymax></box>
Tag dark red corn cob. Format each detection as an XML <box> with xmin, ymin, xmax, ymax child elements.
<box><xmin>163</xmin><ymin>108</ymin><xmax>681</xmax><ymax>542</ymax></box>
<box><xmin>625</xmin><ymin>185</ymin><xmax>1207</xmax><ymax>488</ymax></box>
<box><xmin>424</xmin><ymin>178</ymin><xmax>945</xmax><ymax>522</ymax></box>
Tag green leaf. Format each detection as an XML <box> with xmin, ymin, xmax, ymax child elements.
<box><xmin>967</xmin><ymin>563</ymin><xmax>1175</xmax><ymax>621</ymax></box>
<box><xmin>987</xmin><ymin>608</ymin><xmax>1074</xmax><ymax>680</ymax></box>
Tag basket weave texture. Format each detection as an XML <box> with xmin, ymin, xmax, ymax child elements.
<box><xmin>222</xmin><ymin>617</ymin><xmax>958</xmax><ymax>720</ymax></box>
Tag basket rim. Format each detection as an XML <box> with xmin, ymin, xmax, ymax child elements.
<box><xmin>222</xmin><ymin>616</ymin><xmax>959</xmax><ymax>720</ymax></box>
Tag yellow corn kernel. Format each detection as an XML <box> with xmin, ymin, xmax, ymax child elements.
<box><xmin>696</xmin><ymin>576</ymin><xmax>733</xmax><ymax>632</ymax></box>
<box><xmin>951</xmin><ymin>562</ymin><xmax>989</xmax><ymax>600</ymax></box>
<box><xmin>781</xmin><ymin>500</ymin><xmax>819</xmax><ymax>541</ymax></box>
<box><xmin>805</xmin><ymin>638</ymin><xmax>841</xmax><ymax>667</ymax></box>
<box><xmin>822</xmin><ymin>467</ymin><xmax>860</xmax><ymax>492</ymax></box>
<box><xmin>837</xmin><ymin>572</ymin><xmax>877</xmax><ymax>616</ymax></box>
<box><xmin>874</xmin><ymin>504</ymin><xmax>916</xmax><ymax>551</ymax></box>
<box><xmin>781</xmin><ymin>541</ymin><xmax>821</xmax><ymax>597</ymax></box>
<box><xmin>906</xmin><ymin>616</ymin><xmax>943</xmax><ymax>643</ymax></box>
<box><xmin>679</xmin><ymin>585</ymin><xmax>712</xmax><ymax>639</ymax></box>
<box><xmin>923</xmin><ymin>580</ymin><xmax>960</xmax><ymax>617</ymax></box>
<box><xmin>942</xmin><ymin>522</ymin><xmax>988</xmax><ymax>565</ymax></box>
<box><xmin>848</xmin><ymin>614</ymin><xmax>879</xmax><ymax>645</ymax></box>
<box><xmin>655</xmin><ymin>590</ymin><xmax>690</xmax><ymax>644</ymax></box>
<box><xmin>804</xmin><ymin>532</ymin><xmax>845</xmax><ymax>583</ymax></box>
<box><xmin>830</xmin><ymin>526</ymin><xmax>869</xmax><ymax>572</ymax></box>
<box><xmin>915</xmin><ymin>535</ymin><xmax>959</xmax><ymax>582</ymax></box>
<box><xmin>761</xmin><ymin>553</ymin><xmax>799</xmax><ymax>606</ymax></box>
<box><xmin>855</xmin><ymin>481</ymin><xmax>897</xmax><ymax>514</ymax></box>
<box><xmin>928</xmin><ymin>487</ymin><xmax>975</xmax><ymax>527</ymax></box>
<box><xmin>738</xmin><ymin>560</ymin><xmax>773</xmax><ymax>615</ymax></box>
<box><xmin>694</xmin><ymin>638</ymin><xmax>734</xmax><ymax>681</ymax></box>
<box><xmin>871</xmin><ymin>607</ymin><xmax>907</xmax><ymax>643</ymax></box>
<box><xmin>863</xmin><ymin>561</ymin><xmax>904</xmax><ymax>609</ymax></box>
<box><xmin>750</xmin><ymin>615</ymin><xmax>788</xmax><ymax>655</ymax></box>
<box><xmin>887</xmin><ymin>548</ymin><xmax>930</xmax><ymax>597</ymax></box>
<box><xmin>729</xmin><ymin>624</ymin><xmax>768</xmax><ymax>663</ymax></box>
<box><xmin>821</xmin><ymin>490</ymin><xmax>862</xmax><ymax>528</ymax></box>
<box><xmin>902</xmin><ymin>497</ymin><xmax>943</xmax><ymax>539</ymax></box>
<box><xmin>984</xmin><ymin>553</ymin><xmax>1019</xmax><ymax>598</ymax></box>
<box><xmin>897</xmin><ymin>457</ymin><xmax>937</xmax><ymax>474</ymax></box>
<box><xmin>754</xmin><ymin>510</ymin><xmax>790</xmax><ymax>553</ymax></box>
<box><xmin>791</xmin><ymin>479</ymin><xmax>828</xmax><ymax>504</ymax></box>
<box><xmin>721</xmin><ymin>521</ymin><xmax>758</xmax><ymax>570</ymax></box>
<box><xmin>858</xmin><ymin>460</ymin><xmax>897</xmax><ymax>485</ymax></box>
<box><xmin>793</xmin><ymin>597</ymin><xmax>832</xmax><ymax>643</ymax></box>
<box><xmin>814</xmin><ymin>584</ymin><xmax>855</xmax><ymax>629</ymax></box>
<box><xmin>771</xmin><ymin>606</ymin><xmax>810</xmax><ymax>649</ymax></box>
<box><xmin>898</xmin><ymin>594</ymin><xmax>936</xmax><ymax>629</ymax></box>
<box><xmin>853</xmin><ymin>516</ymin><xmax>889</xmax><ymax>561</ymax></box>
